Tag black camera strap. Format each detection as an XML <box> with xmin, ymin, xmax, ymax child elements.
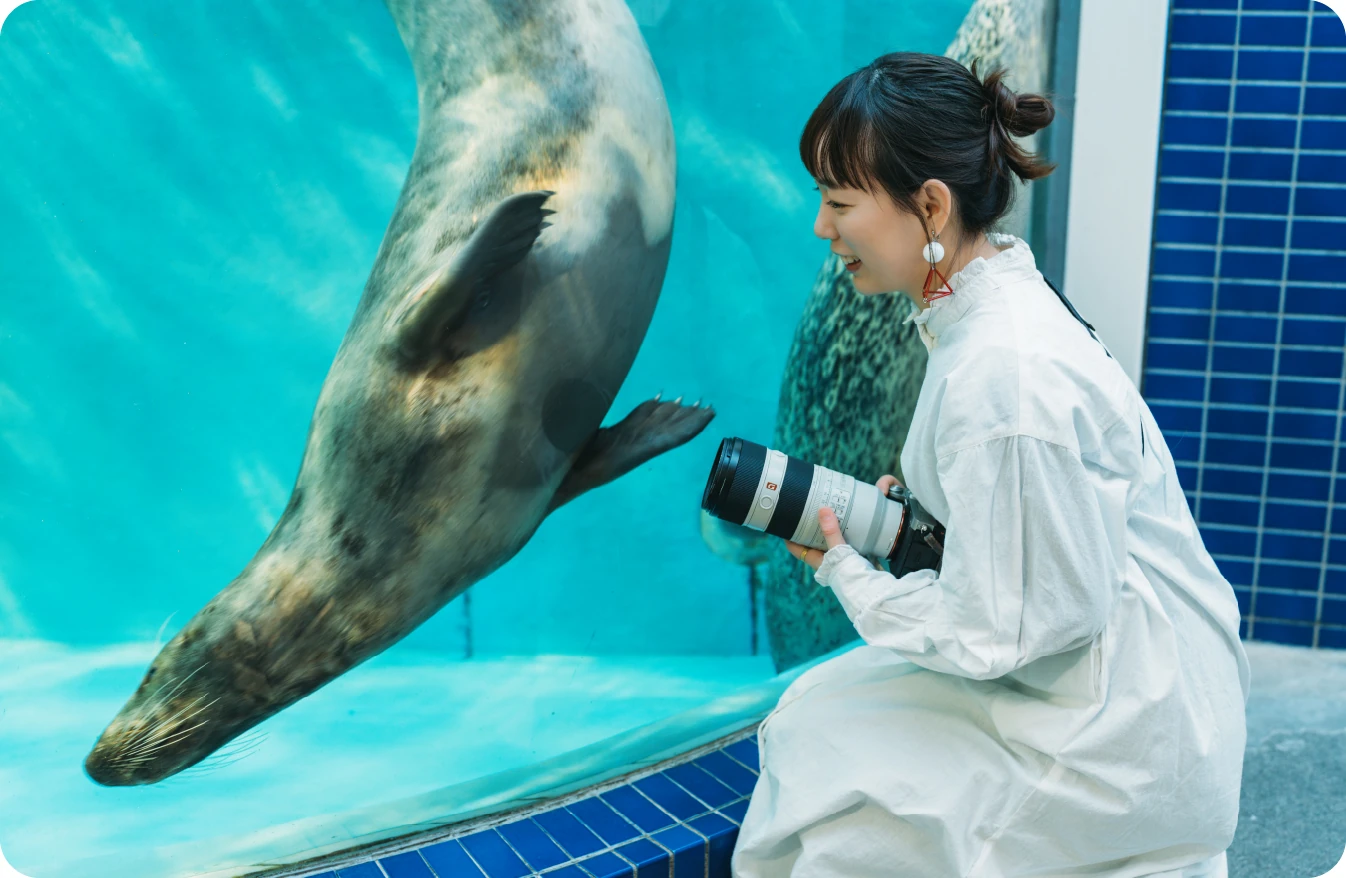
<box><xmin>1043</xmin><ymin>274</ymin><xmax>1111</xmax><ymax>360</ymax></box>
<box><xmin>1041</xmin><ymin>275</ymin><xmax>1146</xmax><ymax>457</ymax></box>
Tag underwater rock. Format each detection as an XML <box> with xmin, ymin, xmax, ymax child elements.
<box><xmin>764</xmin><ymin>255</ymin><xmax>925</xmax><ymax>672</ymax></box>
<box><xmin>946</xmin><ymin>0</ymin><xmax>1054</xmax><ymax>240</ymax></box>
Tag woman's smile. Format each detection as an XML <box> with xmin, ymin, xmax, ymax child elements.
<box><xmin>836</xmin><ymin>252</ymin><xmax>863</xmax><ymax>272</ymax></box>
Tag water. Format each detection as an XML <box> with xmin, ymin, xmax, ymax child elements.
<box><xmin>0</xmin><ymin>0</ymin><xmax>974</xmax><ymax>873</ymax></box>
<box><xmin>0</xmin><ymin>640</ymin><xmax>777</xmax><ymax>874</ymax></box>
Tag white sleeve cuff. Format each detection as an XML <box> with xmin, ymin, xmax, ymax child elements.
<box><xmin>816</xmin><ymin>543</ymin><xmax>939</xmax><ymax>623</ymax></box>
<box><xmin>813</xmin><ymin>544</ymin><xmax>862</xmax><ymax>587</ymax></box>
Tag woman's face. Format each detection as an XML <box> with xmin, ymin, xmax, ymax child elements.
<box><xmin>812</xmin><ymin>179</ymin><xmax>939</xmax><ymax>298</ymax></box>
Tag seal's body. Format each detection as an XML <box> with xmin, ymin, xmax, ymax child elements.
<box><xmin>85</xmin><ymin>0</ymin><xmax>712</xmax><ymax>786</ymax></box>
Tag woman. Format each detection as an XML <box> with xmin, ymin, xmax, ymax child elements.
<box><xmin>732</xmin><ymin>53</ymin><xmax>1249</xmax><ymax>878</ymax></box>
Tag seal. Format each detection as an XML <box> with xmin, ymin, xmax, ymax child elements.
<box><xmin>701</xmin><ymin>0</ymin><xmax>1053</xmax><ymax>672</ymax></box>
<box><xmin>84</xmin><ymin>0</ymin><xmax>713</xmax><ymax>786</ymax></box>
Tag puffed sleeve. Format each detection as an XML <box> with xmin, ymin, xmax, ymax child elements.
<box><xmin>812</xmin><ymin>431</ymin><xmax>1130</xmax><ymax>680</ymax></box>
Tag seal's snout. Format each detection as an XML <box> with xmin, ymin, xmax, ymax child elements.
<box><xmin>84</xmin><ymin>722</ymin><xmax>155</xmax><ymax>786</ymax></box>
<box><xmin>84</xmin><ymin>705</ymin><xmax>212</xmax><ymax>786</ymax></box>
<box><xmin>84</xmin><ymin>664</ymin><xmax>228</xmax><ymax>787</ymax></box>
<box><xmin>87</xmin><ymin>563</ymin><xmax>370</xmax><ymax>785</ymax></box>
<box><xmin>83</xmin><ymin>740</ymin><xmax>132</xmax><ymax>787</ymax></box>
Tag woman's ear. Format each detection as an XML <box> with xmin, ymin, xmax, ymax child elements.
<box><xmin>918</xmin><ymin>179</ymin><xmax>954</xmax><ymax>233</ymax></box>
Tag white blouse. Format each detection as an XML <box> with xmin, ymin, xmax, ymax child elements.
<box><xmin>733</xmin><ymin>232</ymin><xmax>1251</xmax><ymax>878</ymax></box>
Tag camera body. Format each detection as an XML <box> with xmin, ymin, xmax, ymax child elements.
<box><xmin>701</xmin><ymin>437</ymin><xmax>946</xmax><ymax>578</ymax></box>
<box><xmin>883</xmin><ymin>484</ymin><xmax>945</xmax><ymax>577</ymax></box>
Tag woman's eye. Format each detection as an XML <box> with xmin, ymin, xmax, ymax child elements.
<box><xmin>812</xmin><ymin>186</ymin><xmax>846</xmax><ymax>209</ymax></box>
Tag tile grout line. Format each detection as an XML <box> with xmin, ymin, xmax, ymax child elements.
<box><xmin>1251</xmin><ymin>0</ymin><xmax>1313</xmax><ymax>640</ymax></box>
<box><xmin>1161</xmin><ymin>454</ymin><xmax>1346</xmax><ymax>476</ymax></box>
<box><xmin>1150</xmin><ymin>369</ymin><xmax>1345</xmax><ymax>384</ymax></box>
<box><xmin>1243</xmin><ymin>0</ymin><xmax>1319</xmax><ymax>638</ymax></box>
<box><xmin>1149</xmin><ymin>400</ymin><xmax>1343</xmax><ymax>417</ymax></box>
<box><xmin>1152</xmin><ymin>276</ymin><xmax>1346</xmax><ymax>287</ymax></box>
<box><xmin>456</xmin><ymin>842</ymin><xmax>493</xmax><ymax>878</ymax></box>
<box><xmin>1192</xmin><ymin>0</ymin><xmax>1243</xmax><ymax>527</ymax></box>
<box><xmin>1160</xmin><ymin>151</ymin><xmax>1346</xmax><ymax>159</ymax></box>
<box><xmin>1151</xmin><ymin>310</ymin><xmax>1346</xmax><ymax>322</ymax></box>
<box><xmin>1156</xmin><ymin>211</ymin><xmax>1346</xmax><ymax>220</ymax></box>
<box><xmin>1155</xmin><ymin>243</ymin><xmax>1346</xmax><ymax>255</ymax></box>
<box><xmin>1150</xmin><ymin>340</ymin><xmax>1346</xmax><ymax>351</ymax></box>
<box><xmin>1164</xmin><ymin>109</ymin><xmax>1345</xmax><ymax>119</ymax></box>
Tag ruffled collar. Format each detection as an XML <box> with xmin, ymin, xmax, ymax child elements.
<box><xmin>906</xmin><ymin>232</ymin><xmax>1038</xmax><ymax>351</ymax></box>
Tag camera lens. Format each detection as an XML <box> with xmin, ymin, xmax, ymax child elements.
<box><xmin>701</xmin><ymin>437</ymin><xmax>905</xmax><ymax>558</ymax></box>
<box><xmin>701</xmin><ymin>438</ymin><xmax>755</xmax><ymax>519</ymax></box>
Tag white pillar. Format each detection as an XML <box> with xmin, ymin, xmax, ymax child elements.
<box><xmin>1062</xmin><ymin>0</ymin><xmax>1172</xmax><ymax>386</ymax></box>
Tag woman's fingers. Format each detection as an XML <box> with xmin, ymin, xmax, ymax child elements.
<box><xmin>787</xmin><ymin>505</ymin><xmax>855</xmax><ymax>570</ymax></box>
<box><xmin>785</xmin><ymin>540</ymin><xmax>822</xmax><ymax>570</ymax></box>
<box><xmin>876</xmin><ymin>473</ymin><xmax>902</xmax><ymax>495</ymax></box>
<box><xmin>818</xmin><ymin>507</ymin><xmax>848</xmax><ymax>550</ymax></box>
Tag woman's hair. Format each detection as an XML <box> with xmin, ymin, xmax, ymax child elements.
<box><xmin>799</xmin><ymin>52</ymin><xmax>1057</xmax><ymax>239</ymax></box>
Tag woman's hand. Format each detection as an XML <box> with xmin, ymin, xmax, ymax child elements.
<box><xmin>876</xmin><ymin>473</ymin><xmax>902</xmax><ymax>497</ymax></box>
<box><xmin>787</xmin><ymin>474</ymin><xmax>901</xmax><ymax>571</ymax></box>
<box><xmin>785</xmin><ymin>506</ymin><xmax>849</xmax><ymax>571</ymax></box>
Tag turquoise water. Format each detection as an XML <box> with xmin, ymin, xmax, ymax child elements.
<box><xmin>0</xmin><ymin>0</ymin><xmax>974</xmax><ymax>873</ymax></box>
<box><xmin>0</xmin><ymin>640</ymin><xmax>776</xmax><ymax>874</ymax></box>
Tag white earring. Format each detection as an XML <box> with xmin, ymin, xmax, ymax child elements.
<box><xmin>922</xmin><ymin>239</ymin><xmax>945</xmax><ymax>264</ymax></box>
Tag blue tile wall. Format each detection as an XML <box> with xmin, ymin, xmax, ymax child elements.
<box><xmin>1144</xmin><ymin>1</ymin><xmax>1346</xmax><ymax>648</ymax></box>
<box><xmin>279</xmin><ymin>728</ymin><xmax>762</xmax><ymax>878</ymax></box>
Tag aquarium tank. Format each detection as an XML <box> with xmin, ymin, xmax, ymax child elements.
<box><xmin>0</xmin><ymin>0</ymin><xmax>1061</xmax><ymax>874</ymax></box>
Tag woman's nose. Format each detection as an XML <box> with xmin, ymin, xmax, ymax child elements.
<box><xmin>813</xmin><ymin>208</ymin><xmax>835</xmax><ymax>240</ymax></box>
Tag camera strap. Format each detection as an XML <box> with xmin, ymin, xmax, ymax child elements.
<box><xmin>1041</xmin><ymin>275</ymin><xmax>1146</xmax><ymax>457</ymax></box>
<box><xmin>1043</xmin><ymin>274</ymin><xmax>1111</xmax><ymax>361</ymax></box>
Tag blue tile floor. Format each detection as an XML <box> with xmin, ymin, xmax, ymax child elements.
<box><xmin>287</xmin><ymin>729</ymin><xmax>762</xmax><ymax>878</ymax></box>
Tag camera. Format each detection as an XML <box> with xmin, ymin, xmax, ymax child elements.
<box><xmin>700</xmin><ymin>437</ymin><xmax>945</xmax><ymax>578</ymax></box>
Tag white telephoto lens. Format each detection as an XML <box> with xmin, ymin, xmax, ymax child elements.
<box><xmin>788</xmin><ymin>465</ymin><xmax>905</xmax><ymax>557</ymax></box>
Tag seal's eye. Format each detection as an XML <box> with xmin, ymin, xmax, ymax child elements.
<box><xmin>145</xmin><ymin>666</ymin><xmax>157</xmax><ymax>682</ymax></box>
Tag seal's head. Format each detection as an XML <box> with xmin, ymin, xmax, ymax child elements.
<box><xmin>83</xmin><ymin>583</ymin><xmax>344</xmax><ymax>786</ymax></box>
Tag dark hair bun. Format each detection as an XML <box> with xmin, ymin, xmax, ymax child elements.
<box><xmin>799</xmin><ymin>52</ymin><xmax>1059</xmax><ymax>238</ymax></box>
<box><xmin>973</xmin><ymin>61</ymin><xmax>1056</xmax><ymax>184</ymax></box>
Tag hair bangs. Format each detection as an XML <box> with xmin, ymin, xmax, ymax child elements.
<box><xmin>799</xmin><ymin>52</ymin><xmax>1058</xmax><ymax>237</ymax></box>
<box><xmin>799</xmin><ymin>79</ymin><xmax>882</xmax><ymax>194</ymax></box>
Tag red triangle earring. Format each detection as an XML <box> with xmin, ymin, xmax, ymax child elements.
<box><xmin>922</xmin><ymin>265</ymin><xmax>954</xmax><ymax>305</ymax></box>
<box><xmin>921</xmin><ymin>234</ymin><xmax>953</xmax><ymax>305</ymax></box>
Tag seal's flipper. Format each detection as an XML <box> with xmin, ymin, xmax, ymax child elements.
<box><xmin>545</xmin><ymin>395</ymin><xmax>716</xmax><ymax>515</ymax></box>
<box><xmin>391</xmin><ymin>190</ymin><xmax>556</xmax><ymax>365</ymax></box>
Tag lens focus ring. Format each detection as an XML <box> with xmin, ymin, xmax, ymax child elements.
<box><xmin>718</xmin><ymin>439</ymin><xmax>766</xmax><ymax>525</ymax></box>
